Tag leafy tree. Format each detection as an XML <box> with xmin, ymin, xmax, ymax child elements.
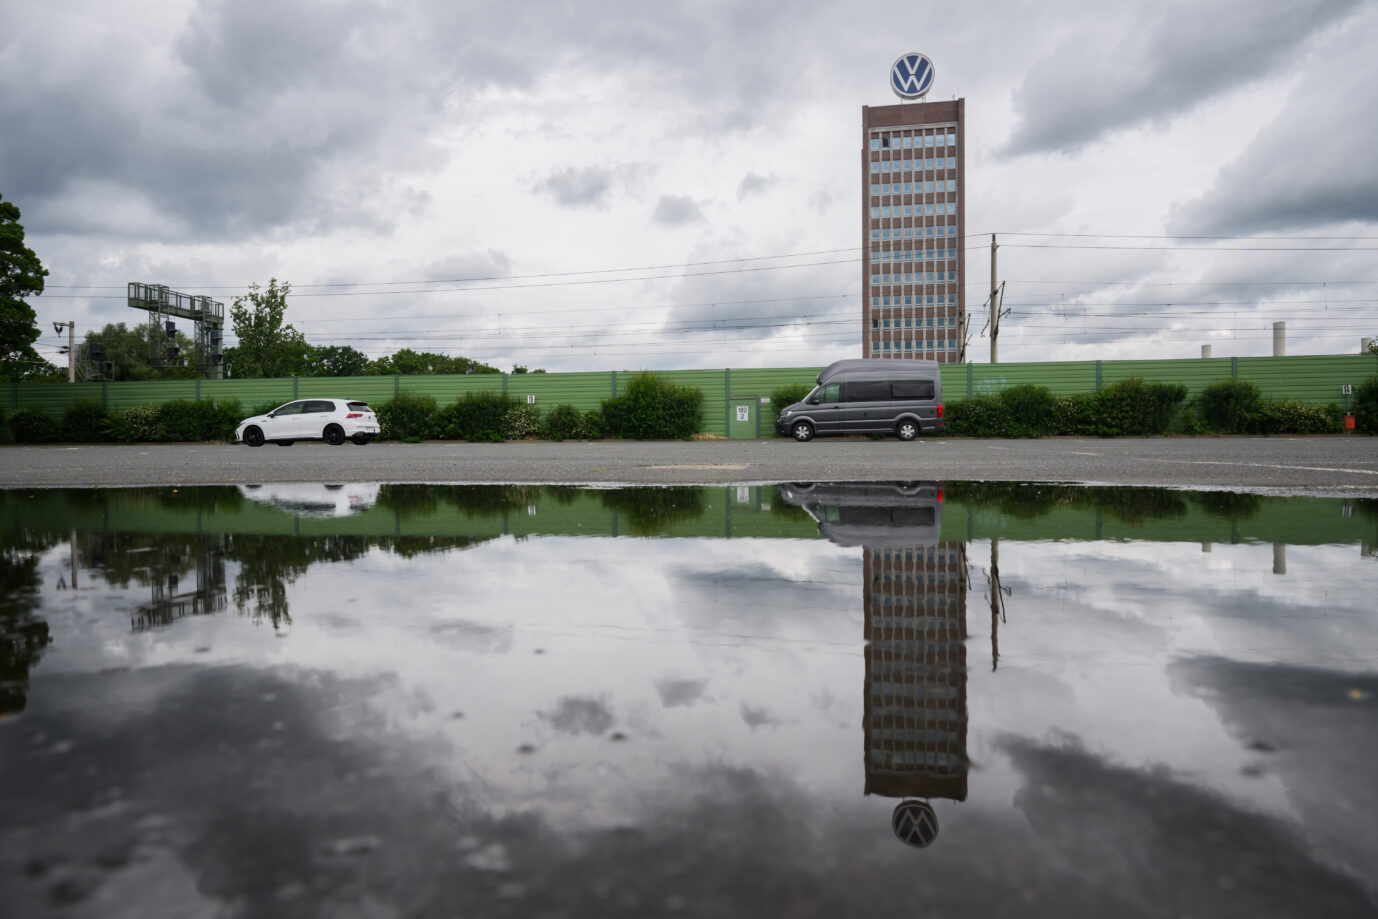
<box><xmin>1367</xmin><ymin>338</ymin><xmax>1377</xmax><ymax>354</ymax></box>
<box><xmin>0</xmin><ymin>193</ymin><xmax>50</xmax><ymax>381</ymax></box>
<box><xmin>309</xmin><ymin>344</ymin><xmax>369</xmax><ymax>377</ymax></box>
<box><xmin>511</xmin><ymin>364</ymin><xmax>547</xmax><ymax>374</ymax></box>
<box><xmin>366</xmin><ymin>348</ymin><xmax>499</xmax><ymax>375</ymax></box>
<box><xmin>83</xmin><ymin>321</ymin><xmax>198</xmax><ymax>380</ymax></box>
<box><xmin>227</xmin><ymin>278</ymin><xmax>307</xmax><ymax>378</ymax></box>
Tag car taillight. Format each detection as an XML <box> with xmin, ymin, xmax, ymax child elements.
<box><xmin>346</xmin><ymin>413</ymin><xmax>362</xmax><ymax>418</ymax></box>
<box><xmin>937</xmin><ymin>488</ymin><xmax>943</xmax><ymax>502</ymax></box>
<box><xmin>936</xmin><ymin>404</ymin><xmax>943</xmax><ymax>417</ymax></box>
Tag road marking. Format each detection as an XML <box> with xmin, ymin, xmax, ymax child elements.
<box><xmin>646</xmin><ymin>464</ymin><xmax>750</xmax><ymax>470</ymax></box>
<box><xmin>1146</xmin><ymin>459</ymin><xmax>1378</xmax><ymax>476</ymax></box>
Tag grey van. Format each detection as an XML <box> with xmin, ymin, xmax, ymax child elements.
<box><xmin>774</xmin><ymin>359</ymin><xmax>944</xmax><ymax>442</ymax></box>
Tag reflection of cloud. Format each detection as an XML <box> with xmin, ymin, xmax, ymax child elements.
<box><xmin>655</xmin><ymin>677</ymin><xmax>708</xmax><ymax>709</ymax></box>
<box><xmin>740</xmin><ymin>702</ymin><xmax>779</xmax><ymax>730</ymax></box>
<box><xmin>544</xmin><ymin>696</ymin><xmax>614</xmax><ymax>736</ymax></box>
<box><xmin>1171</xmin><ymin>656</ymin><xmax>1378</xmax><ymax>880</ymax></box>
<box><xmin>1000</xmin><ymin>733</ymin><xmax>1375</xmax><ymax>914</ymax></box>
<box><xmin>428</xmin><ymin>619</ymin><xmax>514</xmax><ymax>655</ymax></box>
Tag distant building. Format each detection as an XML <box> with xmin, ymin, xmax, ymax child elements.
<box><xmin>863</xmin><ymin>542</ymin><xmax>969</xmax><ymax>801</ymax></box>
<box><xmin>861</xmin><ymin>99</ymin><xmax>966</xmax><ymax>362</ymax></box>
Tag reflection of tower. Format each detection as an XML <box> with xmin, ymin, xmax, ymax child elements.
<box><xmin>863</xmin><ymin>541</ymin><xmax>968</xmax><ymax>801</ymax></box>
<box><xmin>128</xmin><ymin>537</ymin><xmax>228</xmax><ymax>631</ymax></box>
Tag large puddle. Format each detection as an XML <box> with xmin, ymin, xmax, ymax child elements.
<box><xmin>2</xmin><ymin>483</ymin><xmax>1376</xmax><ymax>916</ymax></box>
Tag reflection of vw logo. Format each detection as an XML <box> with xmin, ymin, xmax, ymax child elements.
<box><xmin>890</xmin><ymin>53</ymin><xmax>935</xmax><ymax>100</ymax></box>
<box><xmin>891</xmin><ymin>800</ymin><xmax>939</xmax><ymax>848</ymax></box>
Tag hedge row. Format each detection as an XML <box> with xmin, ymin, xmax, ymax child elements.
<box><xmin>945</xmin><ymin>378</ymin><xmax>1365</xmax><ymax>437</ymax></box>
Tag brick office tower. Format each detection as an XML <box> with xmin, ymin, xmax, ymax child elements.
<box><xmin>861</xmin><ymin>99</ymin><xmax>966</xmax><ymax>362</ymax></box>
<box><xmin>863</xmin><ymin>542</ymin><xmax>969</xmax><ymax>802</ymax></box>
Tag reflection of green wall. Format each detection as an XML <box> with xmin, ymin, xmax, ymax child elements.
<box><xmin>2</xmin><ymin>487</ymin><xmax>1374</xmax><ymax>547</ymax></box>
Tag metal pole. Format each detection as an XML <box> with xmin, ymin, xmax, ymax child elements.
<box><xmin>68</xmin><ymin>322</ymin><xmax>75</xmax><ymax>382</ymax></box>
<box><xmin>989</xmin><ymin>234</ymin><xmax>999</xmax><ymax>363</ymax></box>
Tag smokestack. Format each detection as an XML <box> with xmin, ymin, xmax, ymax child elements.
<box><xmin>1273</xmin><ymin>321</ymin><xmax>1286</xmax><ymax>357</ymax></box>
<box><xmin>1201</xmin><ymin>344</ymin><xmax>1212</xmax><ymax>358</ymax></box>
<box><xmin>1364</xmin><ymin>337</ymin><xmax>1373</xmax><ymax>354</ymax></box>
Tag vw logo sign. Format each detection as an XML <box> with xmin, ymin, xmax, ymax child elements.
<box><xmin>890</xmin><ymin>53</ymin><xmax>935</xmax><ymax>100</ymax></box>
<box><xmin>891</xmin><ymin>800</ymin><xmax>939</xmax><ymax>848</ymax></box>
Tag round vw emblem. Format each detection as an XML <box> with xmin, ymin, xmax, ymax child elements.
<box><xmin>891</xmin><ymin>800</ymin><xmax>939</xmax><ymax>848</ymax></box>
<box><xmin>890</xmin><ymin>53</ymin><xmax>935</xmax><ymax>100</ymax></box>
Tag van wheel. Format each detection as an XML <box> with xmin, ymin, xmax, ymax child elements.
<box><xmin>896</xmin><ymin>420</ymin><xmax>919</xmax><ymax>441</ymax></box>
<box><xmin>791</xmin><ymin>421</ymin><xmax>815</xmax><ymax>442</ymax></box>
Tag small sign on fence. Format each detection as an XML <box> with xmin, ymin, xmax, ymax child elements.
<box><xmin>1342</xmin><ymin>385</ymin><xmax>1353</xmax><ymax>395</ymax></box>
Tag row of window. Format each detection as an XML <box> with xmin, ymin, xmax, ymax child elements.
<box><xmin>873</xmin><ymin>248</ymin><xmax>958</xmax><ymax>263</ymax></box>
<box><xmin>871</xmin><ymin>202</ymin><xmax>958</xmax><ymax>219</ymax></box>
<box><xmin>871</xmin><ymin>179</ymin><xmax>957</xmax><ymax>196</ymax></box>
<box><xmin>870</xmin><ymin>156</ymin><xmax>957</xmax><ymax>174</ymax></box>
<box><xmin>870</xmin><ymin>340</ymin><xmax>958</xmax><ymax>352</ymax></box>
<box><xmin>875</xmin><ymin>548</ymin><xmax>958</xmax><ymax>564</ymax></box>
<box><xmin>871</xmin><ymin>271</ymin><xmax>957</xmax><ymax>285</ymax></box>
<box><xmin>872</xmin><ymin>682</ymin><xmax>961</xmax><ymax>700</ymax></box>
<box><xmin>870</xmin><ymin>293</ymin><xmax>959</xmax><ymax>306</ymax></box>
<box><xmin>873</xmin><ymin>316</ymin><xmax>954</xmax><ymax>329</ymax></box>
<box><xmin>868</xmin><ymin>706</ymin><xmax>964</xmax><ymax>724</ymax></box>
<box><xmin>871</xmin><ymin>131</ymin><xmax>957</xmax><ymax>150</ymax></box>
<box><xmin>872</xmin><ymin>225</ymin><xmax>957</xmax><ymax>240</ymax></box>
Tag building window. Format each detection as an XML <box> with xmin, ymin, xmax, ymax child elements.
<box><xmin>870</xmin><ymin>162</ymin><xmax>879</xmax><ymax>173</ymax></box>
<box><xmin>870</xmin><ymin>297</ymin><xmax>878</xmax><ymax>307</ymax></box>
<box><xmin>871</xmin><ymin>229</ymin><xmax>879</xmax><ymax>240</ymax></box>
<box><xmin>883</xmin><ymin>341</ymin><xmax>891</xmax><ymax>352</ymax></box>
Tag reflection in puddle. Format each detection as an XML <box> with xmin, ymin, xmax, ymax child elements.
<box><xmin>1</xmin><ymin>483</ymin><xmax>1376</xmax><ymax>915</ymax></box>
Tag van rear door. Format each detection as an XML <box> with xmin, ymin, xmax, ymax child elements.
<box><xmin>842</xmin><ymin>379</ymin><xmax>892</xmax><ymax>432</ymax></box>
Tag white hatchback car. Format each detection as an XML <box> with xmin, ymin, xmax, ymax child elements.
<box><xmin>235</xmin><ymin>398</ymin><xmax>380</xmax><ymax>447</ymax></box>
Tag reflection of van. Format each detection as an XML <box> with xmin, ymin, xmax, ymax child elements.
<box><xmin>777</xmin><ymin>481</ymin><xmax>942</xmax><ymax>547</ymax></box>
<box><xmin>775</xmin><ymin>359</ymin><xmax>943</xmax><ymax>441</ymax></box>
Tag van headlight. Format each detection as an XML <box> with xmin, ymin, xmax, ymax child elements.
<box><xmin>779</xmin><ymin>409</ymin><xmax>793</xmax><ymax>419</ymax></box>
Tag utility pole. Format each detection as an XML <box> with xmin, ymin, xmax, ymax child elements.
<box><xmin>989</xmin><ymin>234</ymin><xmax>1000</xmax><ymax>363</ymax></box>
<box><xmin>53</xmin><ymin>320</ymin><xmax>75</xmax><ymax>382</ymax></box>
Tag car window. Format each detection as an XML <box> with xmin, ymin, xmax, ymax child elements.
<box><xmin>844</xmin><ymin>380</ymin><xmax>890</xmax><ymax>402</ymax></box>
<box><xmin>892</xmin><ymin>380</ymin><xmax>935</xmax><ymax>400</ymax></box>
<box><xmin>819</xmin><ymin>383</ymin><xmax>841</xmax><ymax>403</ymax></box>
<box><xmin>273</xmin><ymin>402</ymin><xmax>306</xmax><ymax>416</ymax></box>
<box><xmin>305</xmin><ymin>400</ymin><xmax>335</xmax><ymax>413</ymax></box>
<box><xmin>347</xmin><ymin>402</ymin><xmax>371</xmax><ymax>412</ymax></box>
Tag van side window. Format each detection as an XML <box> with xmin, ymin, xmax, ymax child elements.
<box><xmin>819</xmin><ymin>383</ymin><xmax>841</xmax><ymax>403</ymax></box>
<box><xmin>892</xmin><ymin>380</ymin><xmax>935</xmax><ymax>400</ymax></box>
<box><xmin>844</xmin><ymin>381</ymin><xmax>891</xmax><ymax>402</ymax></box>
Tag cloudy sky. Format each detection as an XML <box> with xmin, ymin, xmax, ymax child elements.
<box><xmin>5</xmin><ymin>0</ymin><xmax>1377</xmax><ymax>372</ymax></box>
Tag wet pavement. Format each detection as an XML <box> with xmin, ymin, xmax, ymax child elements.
<box><xmin>1</xmin><ymin>483</ymin><xmax>1376</xmax><ymax>917</ymax></box>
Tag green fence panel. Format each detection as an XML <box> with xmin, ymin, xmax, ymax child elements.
<box><xmin>402</xmin><ymin>374</ymin><xmax>506</xmax><ymax>402</ymax></box>
<box><xmin>197</xmin><ymin>380</ymin><xmax>296</xmax><ymax>411</ymax></box>
<box><xmin>1236</xmin><ymin>354</ymin><xmax>1377</xmax><ymax>404</ymax></box>
<box><xmin>1100</xmin><ymin>358</ymin><xmax>1235</xmax><ymax>397</ymax></box>
<box><xmin>505</xmin><ymin>372</ymin><xmax>615</xmax><ymax>415</ymax></box>
<box><xmin>104</xmin><ymin>380</ymin><xmax>199</xmax><ymax>412</ymax></box>
<box><xmin>11</xmin><ymin>382</ymin><xmax>103</xmax><ymax>417</ymax></box>
<box><xmin>294</xmin><ymin>375</ymin><xmax>396</xmax><ymax>403</ymax></box>
<box><xmin>970</xmin><ymin>361</ymin><xmax>1098</xmax><ymax>397</ymax></box>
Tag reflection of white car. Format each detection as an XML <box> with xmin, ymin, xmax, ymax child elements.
<box><xmin>238</xmin><ymin>483</ymin><xmax>381</xmax><ymax>517</ymax></box>
<box><xmin>235</xmin><ymin>399</ymin><xmax>379</xmax><ymax>447</ymax></box>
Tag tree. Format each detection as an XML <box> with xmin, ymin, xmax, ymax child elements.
<box><xmin>511</xmin><ymin>364</ymin><xmax>546</xmax><ymax>374</ymax></box>
<box><xmin>366</xmin><ymin>348</ymin><xmax>500</xmax><ymax>375</ymax></box>
<box><xmin>0</xmin><ymin>193</ymin><xmax>50</xmax><ymax>381</ymax></box>
<box><xmin>1367</xmin><ymin>338</ymin><xmax>1377</xmax><ymax>354</ymax></box>
<box><xmin>308</xmin><ymin>344</ymin><xmax>369</xmax><ymax>377</ymax></box>
<box><xmin>83</xmin><ymin>322</ymin><xmax>198</xmax><ymax>380</ymax></box>
<box><xmin>227</xmin><ymin>279</ymin><xmax>307</xmax><ymax>378</ymax></box>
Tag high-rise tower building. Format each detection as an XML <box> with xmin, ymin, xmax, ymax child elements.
<box><xmin>861</xmin><ymin>99</ymin><xmax>966</xmax><ymax>362</ymax></box>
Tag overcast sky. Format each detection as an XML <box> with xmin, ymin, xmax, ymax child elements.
<box><xmin>5</xmin><ymin>0</ymin><xmax>1377</xmax><ymax>372</ymax></box>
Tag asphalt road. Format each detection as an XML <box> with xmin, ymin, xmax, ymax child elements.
<box><xmin>2</xmin><ymin>436</ymin><xmax>1377</xmax><ymax>494</ymax></box>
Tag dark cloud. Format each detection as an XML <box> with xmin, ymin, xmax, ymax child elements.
<box><xmin>740</xmin><ymin>702</ymin><xmax>780</xmax><ymax>730</ymax></box>
<box><xmin>537</xmin><ymin>167</ymin><xmax>614</xmax><ymax>209</ymax></box>
<box><xmin>652</xmin><ymin>195</ymin><xmax>705</xmax><ymax>227</ymax></box>
<box><xmin>654</xmin><ymin>677</ymin><xmax>709</xmax><ymax>708</ymax></box>
<box><xmin>1003</xmin><ymin>0</ymin><xmax>1363</xmax><ymax>156</ymax></box>
<box><xmin>543</xmin><ymin>695</ymin><xmax>614</xmax><ymax>735</ymax></box>
<box><xmin>1169</xmin><ymin>22</ymin><xmax>1378</xmax><ymax>235</ymax></box>
<box><xmin>736</xmin><ymin>172</ymin><xmax>777</xmax><ymax>200</ymax></box>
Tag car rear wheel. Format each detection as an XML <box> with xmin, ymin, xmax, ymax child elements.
<box><xmin>351</xmin><ymin>434</ymin><xmax>371</xmax><ymax>445</ymax></box>
<box><xmin>323</xmin><ymin>424</ymin><xmax>346</xmax><ymax>446</ymax></box>
<box><xmin>243</xmin><ymin>426</ymin><xmax>264</xmax><ymax>447</ymax></box>
<box><xmin>791</xmin><ymin>421</ymin><xmax>815</xmax><ymax>442</ymax></box>
<box><xmin>276</xmin><ymin>440</ymin><xmax>294</xmax><ymax>446</ymax></box>
<box><xmin>896</xmin><ymin>420</ymin><xmax>919</xmax><ymax>441</ymax></box>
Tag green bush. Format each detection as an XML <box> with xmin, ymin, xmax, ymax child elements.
<box><xmin>770</xmin><ymin>383</ymin><xmax>812</xmax><ymax>411</ymax></box>
<box><xmin>998</xmin><ymin>384</ymin><xmax>1057</xmax><ymax>438</ymax></box>
<box><xmin>1197</xmin><ymin>379</ymin><xmax>1262</xmax><ymax>434</ymax></box>
<box><xmin>103</xmin><ymin>405</ymin><xmax>164</xmax><ymax>443</ymax></box>
<box><xmin>61</xmin><ymin>399</ymin><xmax>109</xmax><ymax>443</ymax></box>
<box><xmin>0</xmin><ymin>409</ymin><xmax>11</xmax><ymax>444</ymax></box>
<box><xmin>1050</xmin><ymin>394</ymin><xmax>1096</xmax><ymax>436</ymax></box>
<box><xmin>1251</xmin><ymin>401</ymin><xmax>1343</xmax><ymax>435</ymax></box>
<box><xmin>601</xmin><ymin>371</ymin><xmax>703</xmax><ymax>440</ymax></box>
<box><xmin>581</xmin><ymin>408</ymin><xmax>606</xmax><ymax>439</ymax></box>
<box><xmin>1171</xmin><ymin>405</ymin><xmax>1211</xmax><ymax>436</ymax></box>
<box><xmin>1090</xmin><ymin>378</ymin><xmax>1188</xmax><ymax>436</ymax></box>
<box><xmin>8</xmin><ymin>407</ymin><xmax>58</xmax><ymax>443</ymax></box>
<box><xmin>376</xmin><ymin>391</ymin><xmax>438</xmax><ymax>441</ymax></box>
<box><xmin>504</xmin><ymin>404</ymin><xmax>541</xmax><ymax>440</ymax></box>
<box><xmin>431</xmin><ymin>391</ymin><xmax>515</xmax><ymax>442</ymax></box>
<box><xmin>944</xmin><ymin>395</ymin><xmax>1010</xmax><ymax>436</ymax></box>
<box><xmin>541</xmin><ymin>404</ymin><xmax>584</xmax><ymax>441</ymax></box>
<box><xmin>1353</xmin><ymin>376</ymin><xmax>1378</xmax><ymax>435</ymax></box>
<box><xmin>156</xmin><ymin>399</ymin><xmax>243</xmax><ymax>442</ymax></box>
